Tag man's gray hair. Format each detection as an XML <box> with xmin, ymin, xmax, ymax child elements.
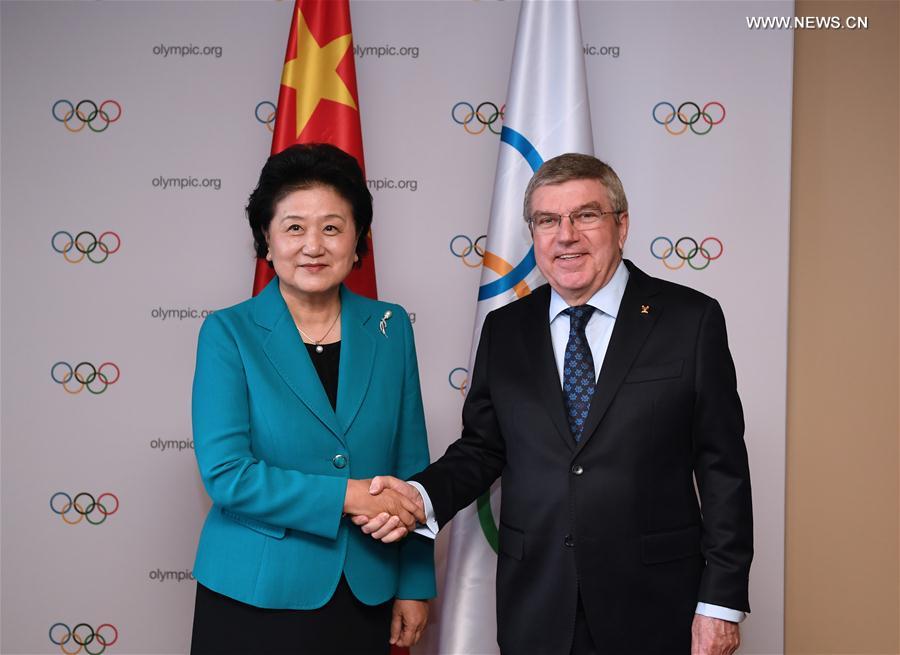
<box><xmin>523</xmin><ymin>153</ymin><xmax>628</xmax><ymax>221</ymax></box>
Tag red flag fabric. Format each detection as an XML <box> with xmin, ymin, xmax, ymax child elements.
<box><xmin>253</xmin><ymin>0</ymin><xmax>377</xmax><ymax>299</ymax></box>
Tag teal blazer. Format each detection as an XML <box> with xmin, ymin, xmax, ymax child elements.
<box><xmin>191</xmin><ymin>278</ymin><xmax>436</xmax><ymax>609</ymax></box>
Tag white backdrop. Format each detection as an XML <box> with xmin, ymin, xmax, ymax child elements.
<box><xmin>0</xmin><ymin>2</ymin><xmax>792</xmax><ymax>653</ymax></box>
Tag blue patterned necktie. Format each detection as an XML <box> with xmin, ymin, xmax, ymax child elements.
<box><xmin>563</xmin><ymin>305</ymin><xmax>596</xmax><ymax>442</ymax></box>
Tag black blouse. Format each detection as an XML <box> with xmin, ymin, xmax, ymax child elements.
<box><xmin>305</xmin><ymin>342</ymin><xmax>340</xmax><ymax>410</ymax></box>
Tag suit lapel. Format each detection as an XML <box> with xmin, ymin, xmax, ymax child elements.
<box><xmin>335</xmin><ymin>286</ymin><xmax>375</xmax><ymax>436</ymax></box>
<box><xmin>254</xmin><ymin>279</ymin><xmax>344</xmax><ymax>443</ymax></box>
<box><xmin>522</xmin><ymin>286</ymin><xmax>576</xmax><ymax>453</ymax></box>
<box><xmin>576</xmin><ymin>262</ymin><xmax>662</xmax><ymax>453</ymax></box>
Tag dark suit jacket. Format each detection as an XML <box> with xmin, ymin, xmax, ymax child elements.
<box><xmin>413</xmin><ymin>260</ymin><xmax>752</xmax><ymax>654</ymax></box>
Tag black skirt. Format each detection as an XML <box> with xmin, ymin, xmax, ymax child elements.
<box><xmin>190</xmin><ymin>576</ymin><xmax>391</xmax><ymax>655</ymax></box>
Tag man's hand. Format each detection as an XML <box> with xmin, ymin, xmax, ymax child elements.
<box><xmin>691</xmin><ymin>614</ymin><xmax>740</xmax><ymax>655</ymax></box>
<box><xmin>343</xmin><ymin>479</ymin><xmax>421</xmax><ymax>534</ymax></box>
<box><xmin>390</xmin><ymin>599</ymin><xmax>429</xmax><ymax>647</ymax></box>
<box><xmin>350</xmin><ymin>476</ymin><xmax>425</xmax><ymax>543</ymax></box>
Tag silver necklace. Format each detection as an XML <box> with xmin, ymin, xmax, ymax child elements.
<box><xmin>296</xmin><ymin>311</ymin><xmax>341</xmax><ymax>353</ymax></box>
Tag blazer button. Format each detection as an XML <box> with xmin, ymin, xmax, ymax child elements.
<box><xmin>332</xmin><ymin>454</ymin><xmax>348</xmax><ymax>469</ymax></box>
<box><xmin>564</xmin><ymin>534</ymin><xmax>575</xmax><ymax>547</ymax></box>
<box><xmin>571</xmin><ymin>464</ymin><xmax>584</xmax><ymax>476</ymax></box>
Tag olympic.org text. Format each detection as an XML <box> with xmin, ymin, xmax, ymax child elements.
<box><xmin>367</xmin><ymin>178</ymin><xmax>417</xmax><ymax>192</ymax></box>
<box><xmin>150</xmin><ymin>438</ymin><xmax>193</xmax><ymax>452</ymax></box>
<box><xmin>152</xmin><ymin>176</ymin><xmax>221</xmax><ymax>191</ymax></box>
<box><xmin>584</xmin><ymin>44</ymin><xmax>620</xmax><ymax>58</ymax></box>
<box><xmin>149</xmin><ymin>569</ymin><xmax>195</xmax><ymax>582</ymax></box>
<box><xmin>355</xmin><ymin>44</ymin><xmax>419</xmax><ymax>59</ymax></box>
<box><xmin>747</xmin><ymin>16</ymin><xmax>868</xmax><ymax>29</ymax></box>
<box><xmin>151</xmin><ymin>307</ymin><xmax>215</xmax><ymax>321</ymax></box>
<box><xmin>153</xmin><ymin>44</ymin><xmax>223</xmax><ymax>58</ymax></box>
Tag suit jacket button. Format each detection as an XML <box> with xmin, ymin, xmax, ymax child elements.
<box><xmin>332</xmin><ymin>454</ymin><xmax>348</xmax><ymax>469</ymax></box>
<box><xmin>571</xmin><ymin>464</ymin><xmax>584</xmax><ymax>476</ymax></box>
<box><xmin>564</xmin><ymin>534</ymin><xmax>575</xmax><ymax>547</ymax></box>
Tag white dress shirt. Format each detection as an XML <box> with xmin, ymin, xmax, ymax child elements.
<box><xmin>410</xmin><ymin>260</ymin><xmax>744</xmax><ymax>623</ymax></box>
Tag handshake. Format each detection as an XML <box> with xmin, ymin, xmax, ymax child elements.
<box><xmin>343</xmin><ymin>476</ymin><xmax>425</xmax><ymax>543</ymax></box>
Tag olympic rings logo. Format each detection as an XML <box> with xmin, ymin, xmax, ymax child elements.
<box><xmin>650</xmin><ymin>236</ymin><xmax>723</xmax><ymax>270</ymax></box>
<box><xmin>450</xmin><ymin>234</ymin><xmax>486</xmax><ymax>268</ymax></box>
<box><xmin>52</xmin><ymin>100</ymin><xmax>122</xmax><ymax>133</ymax></box>
<box><xmin>652</xmin><ymin>101</ymin><xmax>725</xmax><ymax>136</ymax></box>
<box><xmin>448</xmin><ymin>367</ymin><xmax>468</xmax><ymax>396</ymax></box>
<box><xmin>50</xmin><ymin>492</ymin><xmax>120</xmax><ymax>526</ymax></box>
<box><xmin>255</xmin><ymin>101</ymin><xmax>276</xmax><ymax>132</ymax></box>
<box><xmin>451</xmin><ymin>101</ymin><xmax>505</xmax><ymax>135</ymax></box>
<box><xmin>49</xmin><ymin>622</ymin><xmax>118</xmax><ymax>654</ymax></box>
<box><xmin>52</xmin><ymin>231</ymin><xmax>121</xmax><ymax>264</ymax></box>
<box><xmin>51</xmin><ymin>362</ymin><xmax>121</xmax><ymax>394</ymax></box>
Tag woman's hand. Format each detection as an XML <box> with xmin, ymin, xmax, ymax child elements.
<box><xmin>390</xmin><ymin>599</ymin><xmax>429</xmax><ymax>647</ymax></box>
<box><xmin>344</xmin><ymin>479</ymin><xmax>423</xmax><ymax>532</ymax></box>
<box><xmin>350</xmin><ymin>476</ymin><xmax>427</xmax><ymax>543</ymax></box>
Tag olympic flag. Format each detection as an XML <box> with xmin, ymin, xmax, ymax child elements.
<box><xmin>435</xmin><ymin>2</ymin><xmax>594</xmax><ymax>652</ymax></box>
<box><xmin>252</xmin><ymin>0</ymin><xmax>377</xmax><ymax>299</ymax></box>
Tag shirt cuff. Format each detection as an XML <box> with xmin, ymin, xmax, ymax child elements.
<box><xmin>407</xmin><ymin>481</ymin><xmax>439</xmax><ymax>540</ymax></box>
<box><xmin>695</xmin><ymin>603</ymin><xmax>746</xmax><ymax>623</ymax></box>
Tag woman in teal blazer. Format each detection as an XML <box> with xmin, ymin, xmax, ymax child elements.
<box><xmin>190</xmin><ymin>144</ymin><xmax>435</xmax><ymax>654</ymax></box>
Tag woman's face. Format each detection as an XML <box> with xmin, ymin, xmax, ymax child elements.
<box><xmin>266</xmin><ymin>185</ymin><xmax>358</xmax><ymax>302</ymax></box>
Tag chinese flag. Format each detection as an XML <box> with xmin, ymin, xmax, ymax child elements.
<box><xmin>253</xmin><ymin>0</ymin><xmax>377</xmax><ymax>299</ymax></box>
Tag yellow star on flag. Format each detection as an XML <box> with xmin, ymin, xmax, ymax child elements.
<box><xmin>280</xmin><ymin>9</ymin><xmax>357</xmax><ymax>138</ymax></box>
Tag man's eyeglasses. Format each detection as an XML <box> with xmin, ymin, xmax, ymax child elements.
<box><xmin>528</xmin><ymin>207</ymin><xmax>622</xmax><ymax>233</ymax></box>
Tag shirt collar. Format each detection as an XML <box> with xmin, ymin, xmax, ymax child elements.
<box><xmin>548</xmin><ymin>259</ymin><xmax>630</xmax><ymax>322</ymax></box>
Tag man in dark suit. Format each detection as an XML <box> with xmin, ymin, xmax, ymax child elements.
<box><xmin>357</xmin><ymin>154</ymin><xmax>752</xmax><ymax>655</ymax></box>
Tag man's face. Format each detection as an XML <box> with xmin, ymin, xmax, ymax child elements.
<box><xmin>529</xmin><ymin>178</ymin><xmax>628</xmax><ymax>306</ymax></box>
